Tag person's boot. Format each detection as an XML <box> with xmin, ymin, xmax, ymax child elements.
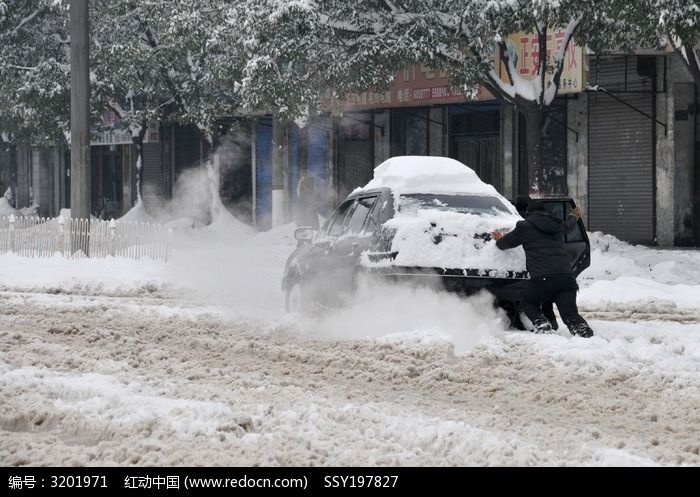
<box><xmin>571</xmin><ymin>324</ymin><xmax>594</xmax><ymax>338</ymax></box>
<box><xmin>532</xmin><ymin>318</ymin><xmax>553</xmax><ymax>334</ymax></box>
<box><xmin>542</xmin><ymin>303</ymin><xmax>559</xmax><ymax>330</ymax></box>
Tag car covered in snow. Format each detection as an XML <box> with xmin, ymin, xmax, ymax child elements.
<box><xmin>282</xmin><ymin>156</ymin><xmax>590</xmax><ymax>325</ymax></box>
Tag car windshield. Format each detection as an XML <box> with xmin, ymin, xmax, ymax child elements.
<box><xmin>398</xmin><ymin>194</ymin><xmax>509</xmax><ymax>215</ymax></box>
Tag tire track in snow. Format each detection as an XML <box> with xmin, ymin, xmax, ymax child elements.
<box><xmin>1</xmin><ymin>299</ymin><xmax>699</xmax><ymax>466</ymax></box>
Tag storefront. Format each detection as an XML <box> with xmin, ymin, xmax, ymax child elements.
<box><xmin>90</xmin><ymin>144</ymin><xmax>128</xmax><ymax>220</ymax></box>
<box><xmin>339</xmin><ymin>65</ymin><xmax>500</xmax><ymax>194</ymax></box>
<box><xmin>587</xmin><ymin>55</ymin><xmax>658</xmax><ymax>244</ymax></box>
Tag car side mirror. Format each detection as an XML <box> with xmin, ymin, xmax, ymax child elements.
<box><xmin>295</xmin><ymin>227</ymin><xmax>315</xmax><ymax>243</ymax></box>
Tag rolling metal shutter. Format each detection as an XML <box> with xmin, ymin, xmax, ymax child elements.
<box><xmin>588</xmin><ymin>92</ymin><xmax>654</xmax><ymax>244</ymax></box>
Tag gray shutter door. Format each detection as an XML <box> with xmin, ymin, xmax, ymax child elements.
<box><xmin>588</xmin><ymin>91</ymin><xmax>654</xmax><ymax>244</ymax></box>
<box><xmin>141</xmin><ymin>143</ymin><xmax>163</xmax><ymax>214</ymax></box>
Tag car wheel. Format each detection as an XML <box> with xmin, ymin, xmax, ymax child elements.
<box><xmin>285</xmin><ymin>282</ymin><xmax>305</xmax><ymax>313</ymax></box>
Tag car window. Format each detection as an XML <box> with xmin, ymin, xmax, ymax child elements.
<box><xmin>543</xmin><ymin>201</ymin><xmax>585</xmax><ymax>242</ymax></box>
<box><xmin>365</xmin><ymin>196</ymin><xmax>385</xmax><ymax>233</ymax></box>
<box><xmin>399</xmin><ymin>194</ymin><xmax>509</xmax><ymax>215</ymax></box>
<box><xmin>327</xmin><ymin>200</ymin><xmax>355</xmax><ymax>237</ymax></box>
<box><xmin>566</xmin><ymin>222</ymin><xmax>585</xmax><ymax>242</ymax></box>
<box><xmin>346</xmin><ymin>196</ymin><xmax>377</xmax><ymax>234</ymax></box>
<box><xmin>543</xmin><ymin>202</ymin><xmax>565</xmax><ymax>219</ymax></box>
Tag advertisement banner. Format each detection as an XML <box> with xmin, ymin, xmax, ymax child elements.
<box><xmin>91</xmin><ymin>111</ymin><xmax>159</xmax><ymax>145</ymax></box>
<box><xmin>499</xmin><ymin>29</ymin><xmax>585</xmax><ymax>94</ymax></box>
<box><xmin>340</xmin><ymin>65</ymin><xmax>494</xmax><ymax>111</ymax></box>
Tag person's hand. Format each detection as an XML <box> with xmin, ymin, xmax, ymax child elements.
<box><xmin>491</xmin><ymin>230</ymin><xmax>503</xmax><ymax>241</ymax></box>
<box><xmin>570</xmin><ymin>206</ymin><xmax>582</xmax><ymax>220</ymax></box>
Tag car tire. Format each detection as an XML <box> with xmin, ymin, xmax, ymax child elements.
<box><xmin>285</xmin><ymin>282</ymin><xmax>305</xmax><ymax>314</ymax></box>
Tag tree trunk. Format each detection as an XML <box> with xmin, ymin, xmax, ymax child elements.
<box><xmin>131</xmin><ymin>124</ymin><xmax>147</xmax><ymax>204</ymax></box>
<box><xmin>522</xmin><ymin>106</ymin><xmax>544</xmax><ymax>196</ymax></box>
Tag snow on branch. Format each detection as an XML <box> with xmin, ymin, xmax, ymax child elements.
<box><xmin>544</xmin><ymin>17</ymin><xmax>580</xmax><ymax>106</ymax></box>
<box><xmin>0</xmin><ymin>7</ymin><xmax>44</xmax><ymax>41</ymax></box>
<box><xmin>383</xmin><ymin>0</ymin><xmax>397</xmax><ymax>13</ymax></box>
<box><xmin>671</xmin><ymin>34</ymin><xmax>700</xmax><ymax>85</ymax></box>
<box><xmin>487</xmin><ymin>39</ymin><xmax>538</xmax><ymax>105</ymax></box>
<box><xmin>108</xmin><ymin>100</ymin><xmax>128</xmax><ymax>119</ymax></box>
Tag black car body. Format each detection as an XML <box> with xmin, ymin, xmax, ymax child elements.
<box><xmin>282</xmin><ymin>186</ymin><xmax>590</xmax><ymax>324</ymax></box>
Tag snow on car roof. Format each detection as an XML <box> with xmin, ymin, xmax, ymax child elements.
<box><xmin>357</xmin><ymin>156</ymin><xmax>500</xmax><ymax>196</ymax></box>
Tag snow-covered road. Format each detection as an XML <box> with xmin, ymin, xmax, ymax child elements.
<box><xmin>2</xmin><ymin>214</ymin><xmax>700</xmax><ymax>466</ymax></box>
<box><xmin>1</xmin><ymin>289</ymin><xmax>698</xmax><ymax>466</ymax></box>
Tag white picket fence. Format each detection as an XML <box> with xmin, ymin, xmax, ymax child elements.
<box><xmin>0</xmin><ymin>215</ymin><xmax>171</xmax><ymax>261</ymax></box>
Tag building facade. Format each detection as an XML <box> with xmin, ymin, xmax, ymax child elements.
<box><xmin>1</xmin><ymin>54</ymin><xmax>697</xmax><ymax>247</ymax></box>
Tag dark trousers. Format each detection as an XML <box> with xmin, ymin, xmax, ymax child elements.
<box><xmin>523</xmin><ymin>274</ymin><xmax>592</xmax><ymax>335</ymax></box>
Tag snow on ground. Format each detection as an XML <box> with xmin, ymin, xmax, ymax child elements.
<box><xmin>1</xmin><ymin>296</ymin><xmax>698</xmax><ymax>466</ymax></box>
<box><xmin>0</xmin><ymin>197</ymin><xmax>19</xmax><ymax>217</ymax></box>
<box><xmin>1</xmin><ymin>207</ymin><xmax>700</xmax><ymax>466</ymax></box>
<box><xmin>578</xmin><ymin>232</ymin><xmax>700</xmax><ymax>316</ymax></box>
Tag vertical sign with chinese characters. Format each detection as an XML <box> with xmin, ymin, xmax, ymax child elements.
<box><xmin>499</xmin><ymin>29</ymin><xmax>585</xmax><ymax>94</ymax></box>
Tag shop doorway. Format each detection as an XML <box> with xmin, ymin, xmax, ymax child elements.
<box><xmin>449</xmin><ymin>106</ymin><xmax>501</xmax><ymax>190</ymax></box>
<box><xmin>91</xmin><ymin>146</ymin><xmax>123</xmax><ymax>220</ymax></box>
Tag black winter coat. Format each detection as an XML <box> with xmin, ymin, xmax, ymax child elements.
<box><xmin>496</xmin><ymin>211</ymin><xmax>577</xmax><ymax>278</ymax></box>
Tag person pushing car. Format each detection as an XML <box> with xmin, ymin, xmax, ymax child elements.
<box><xmin>491</xmin><ymin>199</ymin><xmax>594</xmax><ymax>338</ymax></box>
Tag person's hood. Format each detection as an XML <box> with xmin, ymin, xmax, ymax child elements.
<box><xmin>526</xmin><ymin>211</ymin><xmax>563</xmax><ymax>234</ymax></box>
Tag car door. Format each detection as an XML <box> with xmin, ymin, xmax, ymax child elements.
<box><xmin>325</xmin><ymin>195</ymin><xmax>379</xmax><ymax>293</ymax></box>
<box><xmin>304</xmin><ymin>198</ymin><xmax>356</xmax><ymax>281</ymax></box>
<box><xmin>541</xmin><ymin>199</ymin><xmax>591</xmax><ymax>277</ymax></box>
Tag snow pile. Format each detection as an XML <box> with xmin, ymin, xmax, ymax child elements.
<box><xmin>0</xmin><ymin>253</ymin><xmax>166</xmax><ymax>295</ymax></box>
<box><xmin>381</xmin><ymin>209</ymin><xmax>525</xmax><ymax>272</ymax></box>
<box><xmin>577</xmin><ymin>231</ymin><xmax>700</xmax><ymax>313</ymax></box>
<box><xmin>120</xmin><ymin>199</ymin><xmax>158</xmax><ymax>224</ymax></box>
<box><xmin>19</xmin><ymin>203</ymin><xmax>39</xmax><ymax>217</ymax></box>
<box><xmin>579</xmin><ymin>277</ymin><xmax>700</xmax><ymax>312</ymax></box>
<box><xmin>207</xmin><ymin>206</ymin><xmax>257</xmax><ymax>240</ymax></box>
<box><xmin>585</xmin><ymin>231</ymin><xmax>700</xmax><ymax>285</ymax></box>
<box><xmin>1</xmin><ymin>188</ymin><xmax>19</xmax><ymax>216</ymax></box>
<box><xmin>0</xmin><ymin>197</ymin><xmax>18</xmax><ymax>217</ymax></box>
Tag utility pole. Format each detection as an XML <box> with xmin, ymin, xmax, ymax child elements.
<box><xmin>70</xmin><ymin>0</ymin><xmax>90</xmax><ymax>252</ymax></box>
